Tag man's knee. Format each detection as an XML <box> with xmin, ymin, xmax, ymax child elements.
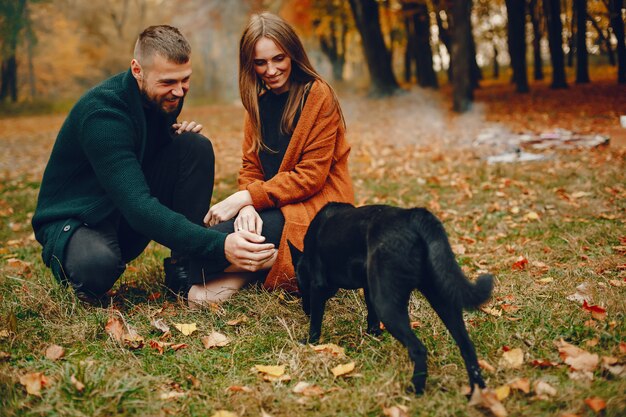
<box><xmin>64</xmin><ymin>230</ymin><xmax>125</xmax><ymax>297</ymax></box>
<box><xmin>174</xmin><ymin>132</ymin><xmax>215</xmax><ymax>163</ymax></box>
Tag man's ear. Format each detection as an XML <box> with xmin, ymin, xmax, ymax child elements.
<box><xmin>130</xmin><ymin>59</ymin><xmax>143</xmax><ymax>82</ymax></box>
<box><xmin>287</xmin><ymin>240</ymin><xmax>302</xmax><ymax>266</ymax></box>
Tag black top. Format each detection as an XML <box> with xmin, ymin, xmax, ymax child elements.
<box><xmin>259</xmin><ymin>90</ymin><xmax>292</xmax><ymax>180</ymax></box>
<box><xmin>142</xmin><ymin>106</ymin><xmax>173</xmax><ymax>169</ymax></box>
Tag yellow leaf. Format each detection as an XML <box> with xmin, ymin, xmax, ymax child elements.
<box><xmin>201</xmin><ymin>332</ymin><xmax>230</xmax><ymax>348</ymax></box>
<box><xmin>524</xmin><ymin>211</ymin><xmax>540</xmax><ymax>221</ymax></box>
<box><xmin>173</xmin><ymin>323</ymin><xmax>197</xmax><ymax>336</ymax></box>
<box><xmin>311</xmin><ymin>343</ymin><xmax>345</xmax><ymax>356</ymax></box>
<box><xmin>19</xmin><ymin>372</ymin><xmax>49</xmax><ymax>396</ymax></box>
<box><xmin>254</xmin><ymin>365</ymin><xmax>285</xmax><ymax>377</ymax></box>
<box><xmin>468</xmin><ymin>387</ymin><xmax>508</xmax><ymax>417</ymax></box>
<box><xmin>508</xmin><ymin>377</ymin><xmax>530</xmax><ymax>394</ymax></box>
<box><xmin>499</xmin><ymin>348</ymin><xmax>524</xmax><ymax>369</ymax></box>
<box><xmin>331</xmin><ymin>362</ymin><xmax>355</xmax><ymax>377</ymax></box>
<box><xmin>226</xmin><ymin>315</ymin><xmax>249</xmax><ymax>326</ymax></box>
<box><xmin>495</xmin><ymin>384</ymin><xmax>511</xmax><ymax>401</ymax></box>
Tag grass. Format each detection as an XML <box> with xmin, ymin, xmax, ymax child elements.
<box><xmin>1</xmin><ymin>78</ymin><xmax>625</xmax><ymax>416</ymax></box>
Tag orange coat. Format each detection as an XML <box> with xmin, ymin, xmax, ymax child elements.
<box><xmin>238</xmin><ymin>80</ymin><xmax>354</xmax><ymax>292</ymax></box>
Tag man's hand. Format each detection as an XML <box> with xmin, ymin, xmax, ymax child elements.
<box><xmin>172</xmin><ymin>120</ymin><xmax>203</xmax><ymax>134</ymax></box>
<box><xmin>205</xmin><ymin>190</ymin><xmax>253</xmax><ymax>226</ymax></box>
<box><xmin>234</xmin><ymin>205</ymin><xmax>263</xmax><ymax>235</ymax></box>
<box><xmin>224</xmin><ymin>231</ymin><xmax>276</xmax><ymax>272</ymax></box>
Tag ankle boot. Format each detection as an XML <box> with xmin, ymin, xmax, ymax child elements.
<box><xmin>163</xmin><ymin>257</ymin><xmax>190</xmax><ymax>296</ymax></box>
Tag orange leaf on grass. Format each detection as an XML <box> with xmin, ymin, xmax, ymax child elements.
<box><xmin>45</xmin><ymin>344</ymin><xmax>65</xmax><ymax>361</ymax></box>
<box><xmin>19</xmin><ymin>372</ymin><xmax>49</xmax><ymax>396</ymax></box>
<box><xmin>584</xmin><ymin>397</ymin><xmax>606</xmax><ymax>413</ymax></box>
<box><xmin>511</xmin><ymin>256</ymin><xmax>528</xmax><ymax>271</ymax></box>
<box><xmin>582</xmin><ymin>301</ymin><xmax>607</xmax><ymax>320</ymax></box>
<box><xmin>531</xmin><ymin>359</ymin><xmax>559</xmax><ymax>368</ymax></box>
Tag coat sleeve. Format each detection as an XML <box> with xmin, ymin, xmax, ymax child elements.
<box><xmin>244</xmin><ymin>88</ymin><xmax>340</xmax><ymax>210</ymax></box>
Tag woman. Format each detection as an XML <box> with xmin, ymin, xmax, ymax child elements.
<box><xmin>188</xmin><ymin>12</ymin><xmax>354</xmax><ymax>307</ymax></box>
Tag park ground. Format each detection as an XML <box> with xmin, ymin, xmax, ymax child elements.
<box><xmin>0</xmin><ymin>69</ymin><xmax>625</xmax><ymax>416</ymax></box>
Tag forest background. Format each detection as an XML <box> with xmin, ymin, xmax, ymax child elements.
<box><xmin>0</xmin><ymin>1</ymin><xmax>625</xmax><ymax>417</ymax></box>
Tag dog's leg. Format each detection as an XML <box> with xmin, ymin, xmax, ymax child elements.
<box><xmin>306</xmin><ymin>288</ymin><xmax>327</xmax><ymax>344</ymax></box>
<box><xmin>429</xmin><ymin>300</ymin><xmax>486</xmax><ymax>394</ymax></box>
<box><xmin>363</xmin><ymin>287</ymin><xmax>382</xmax><ymax>336</ymax></box>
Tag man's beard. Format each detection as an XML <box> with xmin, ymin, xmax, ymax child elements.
<box><xmin>139</xmin><ymin>88</ymin><xmax>184</xmax><ymax>117</ymax></box>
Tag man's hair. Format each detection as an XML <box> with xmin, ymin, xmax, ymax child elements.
<box><xmin>134</xmin><ymin>25</ymin><xmax>191</xmax><ymax>65</ymax></box>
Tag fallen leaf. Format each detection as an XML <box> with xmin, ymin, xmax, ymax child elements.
<box><xmin>533</xmin><ymin>380</ymin><xmax>557</xmax><ymax>398</ymax></box>
<box><xmin>170</xmin><ymin>343</ymin><xmax>187</xmax><ymax>351</ymax></box>
<box><xmin>104</xmin><ymin>317</ymin><xmax>125</xmax><ymax>343</ymax></box>
<box><xmin>6</xmin><ymin>258</ymin><xmax>31</xmax><ymax>274</ymax></box>
<box><xmin>331</xmin><ymin>362</ymin><xmax>356</xmax><ymax>377</ymax></box>
<box><xmin>536</xmin><ymin>277</ymin><xmax>554</xmax><ymax>284</ymax></box>
<box><xmin>254</xmin><ymin>365</ymin><xmax>285</xmax><ymax>377</ymax></box>
<box><xmin>608</xmin><ymin>279</ymin><xmax>625</xmax><ymax>287</ymax></box>
<box><xmin>478</xmin><ymin>359</ymin><xmax>496</xmax><ymax>373</ymax></box>
<box><xmin>382</xmin><ymin>405</ymin><xmax>409</xmax><ymax>417</ymax></box>
<box><xmin>500</xmin><ymin>304</ymin><xmax>520</xmax><ymax>313</ymax></box>
<box><xmin>508</xmin><ymin>378</ymin><xmax>530</xmax><ymax>394</ymax></box>
<box><xmin>468</xmin><ymin>387</ymin><xmax>508</xmax><ymax>417</ymax></box>
<box><xmin>149</xmin><ymin>340</ymin><xmax>168</xmax><ymax>354</ymax></box>
<box><xmin>226</xmin><ymin>385</ymin><xmax>252</xmax><ymax>393</ymax></box>
<box><xmin>582</xmin><ymin>301</ymin><xmax>607</xmax><ymax>320</ymax></box>
<box><xmin>584</xmin><ymin>396</ymin><xmax>606</xmax><ymax>413</ymax></box>
<box><xmin>173</xmin><ymin>323</ymin><xmax>197</xmax><ymax>336</ymax></box>
<box><xmin>45</xmin><ymin>344</ymin><xmax>65</xmax><ymax>361</ymax></box>
<box><xmin>159</xmin><ymin>390</ymin><xmax>186</xmax><ymax>400</ymax></box>
<box><xmin>201</xmin><ymin>332</ymin><xmax>230</xmax><ymax>348</ymax></box>
<box><xmin>123</xmin><ymin>332</ymin><xmax>144</xmax><ymax>350</ymax></box>
<box><xmin>566</xmin><ymin>282</ymin><xmax>592</xmax><ymax>304</ymax></box>
<box><xmin>226</xmin><ymin>315</ymin><xmax>249</xmax><ymax>326</ymax></box>
<box><xmin>210</xmin><ymin>411</ymin><xmax>238</xmax><ymax>417</ymax></box>
<box><xmin>0</xmin><ymin>351</ymin><xmax>10</xmax><ymax>361</ymax></box>
<box><xmin>531</xmin><ymin>359</ymin><xmax>559</xmax><ymax>368</ymax></box>
<box><xmin>70</xmin><ymin>374</ymin><xmax>85</xmax><ymax>392</ymax></box>
<box><xmin>524</xmin><ymin>211</ymin><xmax>540</xmax><ymax>221</ymax></box>
<box><xmin>19</xmin><ymin>372</ymin><xmax>49</xmax><ymax>396</ymax></box>
<box><xmin>511</xmin><ymin>256</ymin><xmax>528</xmax><ymax>271</ymax></box>
<box><xmin>311</xmin><ymin>343</ymin><xmax>345</xmax><ymax>356</ymax></box>
<box><xmin>292</xmin><ymin>381</ymin><xmax>325</xmax><ymax>397</ymax></box>
<box><xmin>481</xmin><ymin>306</ymin><xmax>503</xmax><ymax>317</ymax></box>
<box><xmin>150</xmin><ymin>318</ymin><xmax>170</xmax><ymax>333</ymax></box>
<box><xmin>555</xmin><ymin>339</ymin><xmax>599</xmax><ymax>372</ymax></box>
<box><xmin>494</xmin><ymin>384</ymin><xmax>511</xmax><ymax>401</ymax></box>
<box><xmin>0</xmin><ymin>330</ymin><xmax>10</xmax><ymax>339</ymax></box>
<box><xmin>499</xmin><ymin>348</ymin><xmax>524</xmax><ymax>369</ymax></box>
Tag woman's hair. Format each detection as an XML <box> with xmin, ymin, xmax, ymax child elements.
<box><xmin>239</xmin><ymin>12</ymin><xmax>344</xmax><ymax>152</ymax></box>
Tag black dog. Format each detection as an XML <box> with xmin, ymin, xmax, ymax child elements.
<box><xmin>288</xmin><ymin>202</ymin><xmax>494</xmax><ymax>395</ymax></box>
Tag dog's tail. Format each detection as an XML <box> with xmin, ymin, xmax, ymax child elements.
<box><xmin>413</xmin><ymin>208</ymin><xmax>494</xmax><ymax>310</ymax></box>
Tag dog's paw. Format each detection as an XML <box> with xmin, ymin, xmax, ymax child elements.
<box><xmin>411</xmin><ymin>373</ymin><xmax>427</xmax><ymax>396</ymax></box>
<box><xmin>367</xmin><ymin>326</ymin><xmax>383</xmax><ymax>337</ymax></box>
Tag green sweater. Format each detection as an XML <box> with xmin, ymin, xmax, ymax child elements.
<box><xmin>32</xmin><ymin>70</ymin><xmax>228</xmax><ymax>278</ymax></box>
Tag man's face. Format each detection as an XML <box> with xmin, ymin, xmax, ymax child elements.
<box><xmin>131</xmin><ymin>53</ymin><xmax>192</xmax><ymax>114</ymax></box>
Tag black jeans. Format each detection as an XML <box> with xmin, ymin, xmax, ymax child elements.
<box><xmin>63</xmin><ymin>132</ymin><xmax>215</xmax><ymax>297</ymax></box>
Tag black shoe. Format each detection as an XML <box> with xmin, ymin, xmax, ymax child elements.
<box><xmin>163</xmin><ymin>257</ymin><xmax>190</xmax><ymax>296</ymax></box>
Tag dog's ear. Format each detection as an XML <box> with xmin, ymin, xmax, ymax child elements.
<box><xmin>287</xmin><ymin>240</ymin><xmax>303</xmax><ymax>266</ymax></box>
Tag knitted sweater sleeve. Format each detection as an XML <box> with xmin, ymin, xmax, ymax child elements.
<box><xmin>243</xmin><ymin>85</ymin><xmax>340</xmax><ymax>210</ymax></box>
<box><xmin>80</xmin><ymin>109</ymin><xmax>228</xmax><ymax>265</ymax></box>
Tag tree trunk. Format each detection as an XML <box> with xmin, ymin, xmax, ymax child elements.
<box><xmin>319</xmin><ymin>19</ymin><xmax>347</xmax><ymax>82</ymax></box>
<box><xmin>402</xmin><ymin>7</ymin><xmax>415</xmax><ymax>83</ymax></box>
<box><xmin>349</xmin><ymin>0</ymin><xmax>399</xmax><ymax>96</ymax></box>
<box><xmin>505</xmin><ymin>0</ymin><xmax>529</xmax><ymax>92</ymax></box>
<box><xmin>566</xmin><ymin>1</ymin><xmax>575</xmax><ymax>67</ymax></box>
<box><xmin>528</xmin><ymin>0</ymin><xmax>544</xmax><ymax>80</ymax></box>
<box><xmin>544</xmin><ymin>0</ymin><xmax>568</xmax><ymax>88</ymax></box>
<box><xmin>493</xmin><ymin>42</ymin><xmax>499</xmax><ymax>79</ymax></box>
<box><xmin>609</xmin><ymin>0</ymin><xmax>626</xmax><ymax>83</ymax></box>
<box><xmin>468</xmin><ymin>16</ymin><xmax>482</xmax><ymax>88</ymax></box>
<box><xmin>588</xmin><ymin>12</ymin><xmax>616</xmax><ymax>65</ymax></box>
<box><xmin>449</xmin><ymin>0</ymin><xmax>473</xmax><ymax>112</ymax></box>
<box><xmin>575</xmin><ymin>0</ymin><xmax>590</xmax><ymax>83</ymax></box>
<box><xmin>413</xmin><ymin>2</ymin><xmax>438</xmax><ymax>88</ymax></box>
<box><xmin>434</xmin><ymin>0</ymin><xmax>452</xmax><ymax>82</ymax></box>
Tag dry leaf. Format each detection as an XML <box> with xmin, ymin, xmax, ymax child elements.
<box><xmin>511</xmin><ymin>256</ymin><xmax>528</xmax><ymax>271</ymax></box>
<box><xmin>104</xmin><ymin>317</ymin><xmax>125</xmax><ymax>343</ymax></box>
<box><xmin>533</xmin><ymin>380</ymin><xmax>557</xmax><ymax>398</ymax></box>
<box><xmin>0</xmin><ymin>351</ymin><xmax>10</xmax><ymax>361</ymax></box>
<box><xmin>150</xmin><ymin>318</ymin><xmax>170</xmax><ymax>333</ymax></box>
<box><xmin>210</xmin><ymin>411</ymin><xmax>238</xmax><ymax>417</ymax></box>
<box><xmin>494</xmin><ymin>384</ymin><xmax>511</xmax><ymax>401</ymax></box>
<box><xmin>123</xmin><ymin>332</ymin><xmax>144</xmax><ymax>350</ymax></box>
<box><xmin>584</xmin><ymin>396</ymin><xmax>606</xmax><ymax>413</ymax></box>
<box><xmin>159</xmin><ymin>390</ymin><xmax>186</xmax><ymax>400</ymax></box>
<box><xmin>173</xmin><ymin>323</ymin><xmax>197</xmax><ymax>336</ymax></box>
<box><xmin>481</xmin><ymin>306</ymin><xmax>503</xmax><ymax>317</ymax></box>
<box><xmin>19</xmin><ymin>372</ymin><xmax>49</xmax><ymax>396</ymax></box>
<box><xmin>478</xmin><ymin>359</ymin><xmax>496</xmax><ymax>373</ymax></box>
<box><xmin>331</xmin><ymin>362</ymin><xmax>356</xmax><ymax>377</ymax></box>
<box><xmin>292</xmin><ymin>381</ymin><xmax>325</xmax><ymax>397</ymax></box>
<box><xmin>499</xmin><ymin>348</ymin><xmax>524</xmax><ymax>369</ymax></box>
<box><xmin>311</xmin><ymin>343</ymin><xmax>345</xmax><ymax>356</ymax></box>
<box><xmin>382</xmin><ymin>405</ymin><xmax>409</xmax><ymax>417</ymax></box>
<box><xmin>566</xmin><ymin>283</ymin><xmax>592</xmax><ymax>304</ymax></box>
<box><xmin>202</xmin><ymin>332</ymin><xmax>230</xmax><ymax>348</ymax></box>
<box><xmin>531</xmin><ymin>359</ymin><xmax>559</xmax><ymax>368</ymax></box>
<box><xmin>582</xmin><ymin>301</ymin><xmax>607</xmax><ymax>321</ymax></box>
<box><xmin>226</xmin><ymin>385</ymin><xmax>252</xmax><ymax>393</ymax></box>
<box><xmin>45</xmin><ymin>344</ymin><xmax>65</xmax><ymax>361</ymax></box>
<box><xmin>555</xmin><ymin>339</ymin><xmax>599</xmax><ymax>372</ymax></box>
<box><xmin>508</xmin><ymin>378</ymin><xmax>530</xmax><ymax>394</ymax></box>
<box><xmin>468</xmin><ymin>387</ymin><xmax>508</xmax><ymax>417</ymax></box>
<box><xmin>170</xmin><ymin>343</ymin><xmax>187</xmax><ymax>351</ymax></box>
<box><xmin>70</xmin><ymin>374</ymin><xmax>85</xmax><ymax>392</ymax></box>
<box><xmin>524</xmin><ymin>211</ymin><xmax>540</xmax><ymax>221</ymax></box>
<box><xmin>6</xmin><ymin>258</ymin><xmax>31</xmax><ymax>274</ymax></box>
<box><xmin>254</xmin><ymin>365</ymin><xmax>285</xmax><ymax>377</ymax></box>
<box><xmin>149</xmin><ymin>340</ymin><xmax>168</xmax><ymax>354</ymax></box>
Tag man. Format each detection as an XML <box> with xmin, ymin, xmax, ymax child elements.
<box><xmin>32</xmin><ymin>25</ymin><xmax>276</xmax><ymax>304</ymax></box>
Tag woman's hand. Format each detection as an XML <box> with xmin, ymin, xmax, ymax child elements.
<box><xmin>234</xmin><ymin>205</ymin><xmax>263</xmax><ymax>235</ymax></box>
<box><xmin>205</xmin><ymin>190</ymin><xmax>253</xmax><ymax>226</ymax></box>
<box><xmin>172</xmin><ymin>120</ymin><xmax>203</xmax><ymax>134</ymax></box>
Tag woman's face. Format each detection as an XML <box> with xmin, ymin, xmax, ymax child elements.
<box><xmin>253</xmin><ymin>37</ymin><xmax>292</xmax><ymax>94</ymax></box>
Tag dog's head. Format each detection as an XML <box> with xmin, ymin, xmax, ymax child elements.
<box><xmin>287</xmin><ymin>240</ymin><xmax>311</xmax><ymax>315</ymax></box>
